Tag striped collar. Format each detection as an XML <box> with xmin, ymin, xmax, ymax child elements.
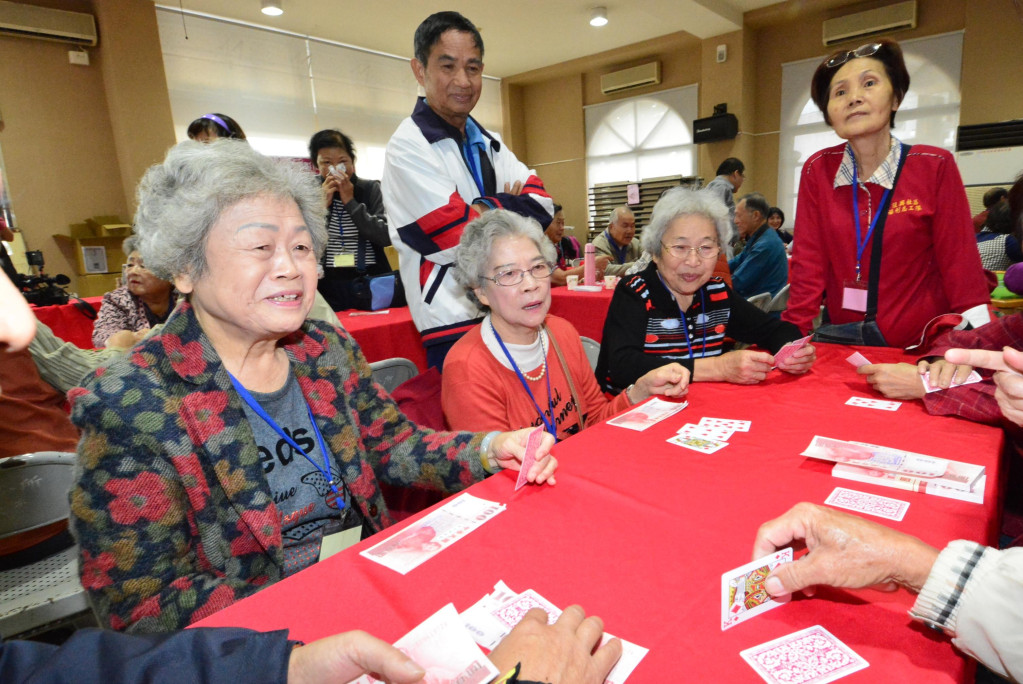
<box><xmin>833</xmin><ymin>136</ymin><xmax>902</xmax><ymax>189</ymax></box>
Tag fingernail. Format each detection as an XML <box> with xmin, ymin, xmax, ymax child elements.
<box><xmin>765</xmin><ymin>576</ymin><xmax>784</xmax><ymax>595</ymax></box>
<box><xmin>401</xmin><ymin>659</ymin><xmax>426</xmax><ymax>677</ymax></box>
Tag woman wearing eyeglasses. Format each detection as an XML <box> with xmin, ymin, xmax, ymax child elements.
<box><xmin>596</xmin><ymin>187</ymin><xmax>814</xmax><ymax>392</ymax></box>
<box><xmin>782</xmin><ymin>40</ymin><xmax>989</xmax><ymax>349</ymax></box>
<box><xmin>442</xmin><ymin>210</ymin><xmax>689</xmax><ymax>440</ymax></box>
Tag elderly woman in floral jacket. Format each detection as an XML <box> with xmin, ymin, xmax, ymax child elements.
<box><xmin>69</xmin><ymin>140</ymin><xmax>557</xmax><ymax>633</ymax></box>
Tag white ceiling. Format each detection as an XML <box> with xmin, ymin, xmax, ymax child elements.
<box><xmin>153</xmin><ymin>0</ymin><xmax>786</xmax><ymax>78</ymax></box>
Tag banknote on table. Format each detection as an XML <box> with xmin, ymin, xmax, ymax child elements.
<box><xmin>607</xmin><ymin>397</ymin><xmax>688</xmax><ymax>431</ymax></box>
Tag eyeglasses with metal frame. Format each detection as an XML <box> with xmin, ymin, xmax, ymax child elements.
<box><xmin>661</xmin><ymin>243</ymin><xmax>721</xmax><ymax>260</ymax></box>
<box><xmin>483</xmin><ymin>262</ymin><xmax>555</xmax><ymax>286</ymax></box>
<box><xmin>824</xmin><ymin>42</ymin><xmax>883</xmax><ymax>69</ymax></box>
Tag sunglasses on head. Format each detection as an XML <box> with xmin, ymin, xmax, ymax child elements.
<box><xmin>824</xmin><ymin>42</ymin><xmax>883</xmax><ymax>69</ymax></box>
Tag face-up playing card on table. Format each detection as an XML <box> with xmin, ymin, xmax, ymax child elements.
<box><xmin>667</xmin><ymin>434</ymin><xmax>729</xmax><ymax>454</ymax></box>
<box><xmin>676</xmin><ymin>422</ymin><xmax>735</xmax><ymax>442</ymax></box>
<box><xmin>846</xmin><ymin>396</ymin><xmax>901</xmax><ymax>411</ymax></box>
<box><xmin>698</xmin><ymin>417</ymin><xmax>751</xmax><ymax>432</ymax></box>
<box><xmin>740</xmin><ymin>625</ymin><xmax>869</xmax><ymax>684</ymax></box>
<box><xmin>845</xmin><ymin>351</ymin><xmax>872</xmax><ymax>368</ymax></box>
<box><xmin>772</xmin><ymin>335</ymin><xmax>812</xmax><ymax>368</ymax></box>
<box><xmin>721</xmin><ymin>548</ymin><xmax>792</xmax><ymax>630</ymax></box>
<box><xmin>921</xmin><ymin>369</ymin><xmax>983</xmax><ymax>393</ymax></box>
<box><xmin>824</xmin><ymin>487</ymin><xmax>910</xmax><ymax>521</ymax></box>
<box><xmin>515</xmin><ymin>426</ymin><xmax>544</xmax><ymax>491</ymax></box>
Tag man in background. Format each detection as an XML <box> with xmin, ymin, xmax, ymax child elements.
<box><xmin>592</xmin><ymin>206</ymin><xmax>642</xmax><ymax>277</ymax></box>
<box><xmin>728</xmin><ymin>193</ymin><xmax>788</xmax><ymax>300</ymax></box>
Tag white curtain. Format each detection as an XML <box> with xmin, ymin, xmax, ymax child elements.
<box><xmin>156</xmin><ymin>9</ymin><xmax>503</xmax><ymax>180</ymax></box>
<box><xmin>777</xmin><ymin>32</ymin><xmax>964</xmax><ymax>229</ymax></box>
<box><xmin>584</xmin><ymin>85</ymin><xmax>699</xmax><ymax>189</ymax></box>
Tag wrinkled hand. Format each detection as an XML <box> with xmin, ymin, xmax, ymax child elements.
<box><xmin>321</xmin><ymin>175</ymin><xmax>342</xmax><ymax>208</ymax></box>
<box><xmin>104</xmin><ymin>329</ymin><xmax>140</xmax><ymax>350</ymax></box>
<box><xmin>633</xmin><ymin>363</ymin><xmax>690</xmax><ymax>401</ymax></box>
<box><xmin>776</xmin><ymin>343</ymin><xmax>816</xmax><ymax>375</ymax></box>
<box><xmin>287</xmin><ymin>629</ymin><xmax>425</xmax><ymax>684</ymax></box>
<box><xmin>856</xmin><ymin>362</ymin><xmax>925</xmax><ymax>400</ymax></box>
<box><xmin>920</xmin><ymin>358</ymin><xmax>974</xmax><ymax>390</ymax></box>
<box><xmin>490</xmin><ymin>428</ymin><xmax>558</xmax><ymax>485</ymax></box>
<box><xmin>711</xmin><ymin>350</ymin><xmax>773</xmax><ymax>384</ymax></box>
<box><xmin>752</xmin><ymin>502</ymin><xmax>940</xmax><ymax>601</ymax></box>
<box><xmin>946</xmin><ymin>346</ymin><xmax>1023</xmax><ymax>427</ymax></box>
<box><xmin>489</xmin><ymin>606</ymin><xmax>622</xmax><ymax>684</ymax></box>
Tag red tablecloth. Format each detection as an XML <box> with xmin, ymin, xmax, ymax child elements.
<box><xmin>32</xmin><ymin>296</ymin><xmax>102</xmax><ymax>349</ymax></box>
<box><xmin>195</xmin><ymin>343</ymin><xmax>1001</xmax><ymax>682</ymax></box>
<box><xmin>549</xmin><ymin>286</ymin><xmax>614</xmax><ymax>342</ymax></box>
<box><xmin>338</xmin><ymin>308</ymin><xmax>426</xmax><ymax>371</ymax></box>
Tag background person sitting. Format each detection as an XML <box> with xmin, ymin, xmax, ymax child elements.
<box><xmin>308</xmin><ymin>128</ymin><xmax>391</xmax><ymax>311</ymax></box>
<box><xmin>591</xmin><ymin>206</ymin><xmax>642</xmax><ymax>276</ymax></box>
<box><xmin>186</xmin><ymin>112</ymin><xmax>247</xmax><ymax>142</ymax></box>
<box><xmin>91</xmin><ymin>236</ymin><xmax>176</xmax><ymax>348</ymax></box>
<box><xmin>69</xmin><ymin>140</ymin><xmax>556</xmax><ymax>633</ymax></box>
<box><xmin>546</xmin><ymin>202</ymin><xmax>609</xmax><ymax>286</ymax></box>
<box><xmin>977</xmin><ymin>201</ymin><xmax>1021</xmax><ymax>271</ymax></box>
<box><xmin>728</xmin><ymin>193</ymin><xmax>789</xmax><ymax>299</ymax></box>
<box><xmin>596</xmin><ymin>187</ymin><xmax>814</xmax><ymax>390</ymax></box>
<box><xmin>443</xmin><ymin>210</ymin><xmax>688</xmax><ymax>440</ymax></box>
<box><xmin>767</xmin><ymin>206</ymin><xmax>793</xmax><ymax>245</ymax></box>
<box><xmin>973</xmin><ymin>186</ymin><xmax>1008</xmax><ymax>233</ymax></box>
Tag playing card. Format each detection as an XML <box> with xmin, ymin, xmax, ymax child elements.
<box><xmin>846</xmin><ymin>396</ymin><xmax>901</xmax><ymax>411</ymax></box>
<box><xmin>921</xmin><ymin>370</ymin><xmax>983</xmax><ymax>393</ymax></box>
<box><xmin>516</xmin><ymin>426</ymin><xmax>544</xmax><ymax>491</ymax></box>
<box><xmin>667</xmin><ymin>434</ymin><xmax>729</xmax><ymax>454</ymax></box>
<box><xmin>772</xmin><ymin>335</ymin><xmax>812</xmax><ymax>367</ymax></box>
<box><xmin>721</xmin><ymin>548</ymin><xmax>793</xmax><ymax>630</ymax></box>
<box><xmin>607</xmin><ymin>397</ymin><xmax>688</xmax><ymax>431</ymax></box>
<box><xmin>676</xmin><ymin>422</ymin><xmax>735</xmax><ymax>442</ymax></box>
<box><xmin>490</xmin><ymin>589</ymin><xmax>562</xmax><ymax>629</ymax></box>
<box><xmin>353</xmin><ymin>603</ymin><xmax>499</xmax><ymax>684</ymax></box>
<box><xmin>845</xmin><ymin>351</ymin><xmax>871</xmax><ymax>368</ymax></box>
<box><xmin>698</xmin><ymin>417</ymin><xmax>751</xmax><ymax>432</ymax></box>
<box><xmin>824</xmin><ymin>487</ymin><xmax>910</xmax><ymax>521</ymax></box>
<box><xmin>600</xmin><ymin>633</ymin><xmax>649</xmax><ymax>684</ymax></box>
<box><xmin>361</xmin><ymin>494</ymin><xmax>506</xmax><ymax>574</ymax></box>
<box><xmin>740</xmin><ymin>625</ymin><xmax>868</xmax><ymax>684</ymax></box>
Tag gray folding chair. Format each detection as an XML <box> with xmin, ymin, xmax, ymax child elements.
<box><xmin>0</xmin><ymin>452</ymin><xmax>91</xmax><ymax>638</ymax></box>
<box><xmin>369</xmin><ymin>357</ymin><xmax>419</xmax><ymax>394</ymax></box>
<box><xmin>747</xmin><ymin>292</ymin><xmax>772</xmax><ymax>312</ymax></box>
<box><xmin>768</xmin><ymin>283</ymin><xmax>791</xmax><ymax>313</ymax></box>
<box><xmin>579</xmin><ymin>336</ymin><xmax>601</xmax><ymax>371</ymax></box>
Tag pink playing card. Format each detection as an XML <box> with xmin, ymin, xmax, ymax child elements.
<box><xmin>490</xmin><ymin>589</ymin><xmax>561</xmax><ymax>629</ymax></box>
<box><xmin>740</xmin><ymin>625</ymin><xmax>868</xmax><ymax>684</ymax></box>
<box><xmin>515</xmin><ymin>427</ymin><xmax>544</xmax><ymax>491</ymax></box>
<box><xmin>845</xmin><ymin>352</ymin><xmax>871</xmax><ymax>368</ymax></box>
<box><xmin>824</xmin><ymin>487</ymin><xmax>909</xmax><ymax>521</ymax></box>
<box><xmin>773</xmin><ymin>335</ymin><xmax>812</xmax><ymax>367</ymax></box>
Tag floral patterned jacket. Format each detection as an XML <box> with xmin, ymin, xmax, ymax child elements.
<box><xmin>69</xmin><ymin>301</ymin><xmax>486</xmax><ymax>633</ymax></box>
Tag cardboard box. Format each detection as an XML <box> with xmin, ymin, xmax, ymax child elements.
<box><xmin>53</xmin><ymin>234</ymin><xmax>127</xmax><ymax>275</ymax></box>
<box><xmin>86</xmin><ymin>216</ymin><xmax>131</xmax><ymax>237</ymax></box>
<box><xmin>74</xmin><ymin>272</ymin><xmax>119</xmax><ymax>298</ymax></box>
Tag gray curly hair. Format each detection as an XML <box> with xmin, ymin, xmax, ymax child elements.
<box><xmin>133</xmin><ymin>140</ymin><xmax>326</xmax><ymax>281</ymax></box>
<box><xmin>454</xmin><ymin>209</ymin><xmax>557</xmax><ymax>309</ymax></box>
<box><xmin>641</xmin><ymin>186</ymin><xmax>732</xmax><ymax>257</ymax></box>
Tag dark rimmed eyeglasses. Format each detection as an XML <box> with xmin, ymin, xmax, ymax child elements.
<box><xmin>661</xmin><ymin>243</ymin><xmax>720</xmax><ymax>260</ymax></box>
<box><xmin>824</xmin><ymin>42</ymin><xmax>883</xmax><ymax>69</ymax></box>
<box><xmin>483</xmin><ymin>262</ymin><xmax>555</xmax><ymax>286</ymax></box>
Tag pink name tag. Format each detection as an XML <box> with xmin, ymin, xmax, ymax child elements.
<box><xmin>843</xmin><ymin>286</ymin><xmax>868</xmax><ymax>312</ymax></box>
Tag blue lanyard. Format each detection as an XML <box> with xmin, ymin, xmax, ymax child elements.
<box><xmin>605</xmin><ymin>230</ymin><xmax>629</xmax><ymax>264</ymax></box>
<box><xmin>227</xmin><ymin>371</ymin><xmax>345</xmax><ymax>510</ymax></box>
<box><xmin>490</xmin><ymin>322</ymin><xmax>558</xmax><ymax>440</ymax></box>
<box><xmin>851</xmin><ymin>154</ymin><xmax>891</xmax><ymax>281</ymax></box>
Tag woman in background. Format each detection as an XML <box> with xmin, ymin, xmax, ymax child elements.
<box><xmin>91</xmin><ymin>236</ymin><xmax>175</xmax><ymax>348</ymax></box>
<box><xmin>186</xmin><ymin>113</ymin><xmax>247</xmax><ymax>142</ymax></box>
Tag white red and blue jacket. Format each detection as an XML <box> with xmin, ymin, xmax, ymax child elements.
<box><xmin>382</xmin><ymin>97</ymin><xmax>552</xmax><ymax>348</ymax></box>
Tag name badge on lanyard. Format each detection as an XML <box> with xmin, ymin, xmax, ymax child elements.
<box><xmin>842</xmin><ymin>280</ymin><xmax>869</xmax><ymax>313</ymax></box>
<box><xmin>845</xmin><ymin>159</ymin><xmax>890</xmax><ymax>315</ymax></box>
<box><xmin>319</xmin><ymin>517</ymin><xmax>363</xmax><ymax>561</ymax></box>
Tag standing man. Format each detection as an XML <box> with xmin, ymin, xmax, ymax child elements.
<box><xmin>592</xmin><ymin>206</ymin><xmax>641</xmax><ymax>276</ymax></box>
<box><xmin>382</xmin><ymin>11</ymin><xmax>553</xmax><ymax>370</ymax></box>
<box><xmin>728</xmin><ymin>192</ymin><xmax>788</xmax><ymax>300</ymax></box>
<box><xmin>706</xmin><ymin>157</ymin><xmax>745</xmax><ymax>249</ymax></box>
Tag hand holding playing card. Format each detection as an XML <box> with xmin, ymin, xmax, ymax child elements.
<box><xmin>922</xmin><ymin>357</ymin><xmax>975</xmax><ymax>390</ymax></box>
<box><xmin>775</xmin><ymin>341</ymin><xmax>816</xmax><ymax>375</ymax></box>
<box><xmin>856</xmin><ymin>362</ymin><xmax>927</xmax><ymax>400</ymax></box>
<box><xmin>703</xmin><ymin>350</ymin><xmax>773</xmax><ymax>384</ymax></box>
<box><xmin>751</xmin><ymin>503</ymin><xmax>940</xmax><ymax>601</ymax></box>
<box><xmin>491</xmin><ymin>428</ymin><xmax>558</xmax><ymax>485</ymax></box>
<box><xmin>947</xmin><ymin>346</ymin><xmax>1023</xmax><ymax>428</ymax></box>
<box><xmin>488</xmin><ymin>605</ymin><xmax>622</xmax><ymax>684</ymax></box>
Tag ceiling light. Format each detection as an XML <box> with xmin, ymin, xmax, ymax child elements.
<box><xmin>261</xmin><ymin>0</ymin><xmax>283</xmax><ymax>16</ymax></box>
<box><xmin>590</xmin><ymin>6</ymin><xmax>608</xmax><ymax>27</ymax></box>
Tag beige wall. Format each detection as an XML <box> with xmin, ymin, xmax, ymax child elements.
<box><xmin>0</xmin><ymin>0</ymin><xmax>173</xmax><ymax>291</ymax></box>
<box><xmin>504</xmin><ymin>0</ymin><xmax>1021</xmax><ymax>223</ymax></box>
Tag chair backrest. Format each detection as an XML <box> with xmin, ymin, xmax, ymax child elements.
<box><xmin>579</xmin><ymin>336</ymin><xmax>600</xmax><ymax>371</ymax></box>
<box><xmin>747</xmin><ymin>292</ymin><xmax>772</xmax><ymax>312</ymax></box>
<box><xmin>768</xmin><ymin>283</ymin><xmax>791</xmax><ymax>312</ymax></box>
<box><xmin>369</xmin><ymin>357</ymin><xmax>419</xmax><ymax>394</ymax></box>
<box><xmin>0</xmin><ymin>452</ymin><xmax>76</xmax><ymax>539</ymax></box>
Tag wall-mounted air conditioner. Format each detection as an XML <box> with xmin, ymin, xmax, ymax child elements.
<box><xmin>0</xmin><ymin>1</ymin><xmax>97</xmax><ymax>47</ymax></box>
<box><xmin>822</xmin><ymin>1</ymin><xmax>916</xmax><ymax>47</ymax></box>
<box><xmin>956</xmin><ymin>120</ymin><xmax>1023</xmax><ymax>186</ymax></box>
<box><xmin>600</xmin><ymin>62</ymin><xmax>661</xmax><ymax>95</ymax></box>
